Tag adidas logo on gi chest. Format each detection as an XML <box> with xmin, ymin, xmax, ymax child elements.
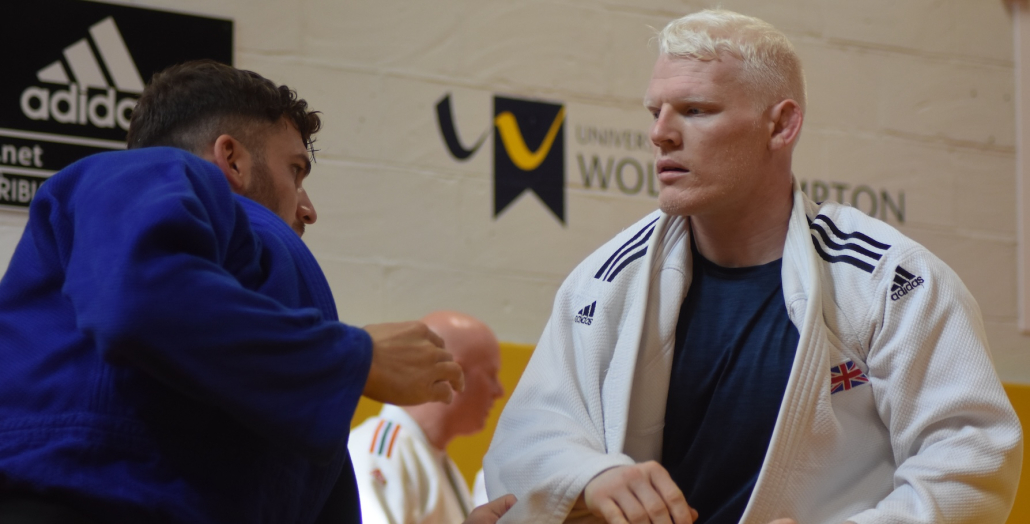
<box><xmin>574</xmin><ymin>301</ymin><xmax>596</xmax><ymax>326</ymax></box>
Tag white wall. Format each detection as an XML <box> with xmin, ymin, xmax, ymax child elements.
<box><xmin>3</xmin><ymin>0</ymin><xmax>1027</xmax><ymax>381</ymax></box>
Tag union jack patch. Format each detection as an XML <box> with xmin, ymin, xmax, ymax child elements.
<box><xmin>830</xmin><ymin>360</ymin><xmax>869</xmax><ymax>394</ymax></box>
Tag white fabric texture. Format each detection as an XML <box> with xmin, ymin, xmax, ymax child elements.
<box><xmin>349</xmin><ymin>405</ymin><xmax>473</xmax><ymax>524</ymax></box>
<box><xmin>483</xmin><ymin>186</ymin><xmax>1022</xmax><ymax>524</ymax></box>
<box><xmin>472</xmin><ymin>469</ymin><xmax>488</xmax><ymax>507</ymax></box>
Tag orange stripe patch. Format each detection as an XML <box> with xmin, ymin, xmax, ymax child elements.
<box><xmin>369</xmin><ymin>419</ymin><xmax>386</xmax><ymax>453</ymax></box>
<box><xmin>386</xmin><ymin>424</ymin><xmax>401</xmax><ymax>458</ymax></box>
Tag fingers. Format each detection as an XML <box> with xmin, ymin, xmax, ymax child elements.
<box><xmin>627</xmin><ymin>480</ymin><xmax>673</xmax><ymax>524</ymax></box>
<box><xmin>491</xmin><ymin>494</ymin><xmax>517</xmax><ymax>516</ymax></box>
<box><xmin>595</xmin><ymin>498</ymin><xmax>630</xmax><ymax>524</ymax></box>
<box><xmin>441</xmin><ymin>360</ymin><xmax>465</xmax><ymax>394</ymax></box>
<box><xmin>613</xmin><ymin>484</ymin><xmax>670</xmax><ymax>524</ymax></box>
<box><xmin>361</xmin><ymin>320</ymin><xmax>465</xmax><ymax>405</ymax></box>
<box><xmin>583</xmin><ymin>463</ymin><xmax>694</xmax><ymax>524</ymax></box>
<box><xmin>464</xmin><ymin>494</ymin><xmax>518</xmax><ymax>524</ymax></box>
<box><xmin>425</xmin><ymin>326</ymin><xmax>446</xmax><ymax>348</ymax></box>
<box><xmin>428</xmin><ymin>361</ymin><xmax>464</xmax><ymax>404</ymax></box>
<box><xmin>646</xmin><ymin>463</ymin><xmax>691</xmax><ymax>524</ymax></box>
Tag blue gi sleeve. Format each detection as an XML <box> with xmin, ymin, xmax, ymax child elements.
<box><xmin>39</xmin><ymin>148</ymin><xmax>371</xmax><ymax>463</ymax></box>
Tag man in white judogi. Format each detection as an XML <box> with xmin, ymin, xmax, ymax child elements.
<box><xmin>484</xmin><ymin>9</ymin><xmax>1021</xmax><ymax>524</ymax></box>
<box><xmin>352</xmin><ymin>311</ymin><xmax>505</xmax><ymax>524</ymax></box>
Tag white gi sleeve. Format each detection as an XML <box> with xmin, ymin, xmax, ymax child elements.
<box><xmin>848</xmin><ymin>248</ymin><xmax>1023</xmax><ymax>524</ymax></box>
<box><xmin>483</xmin><ymin>276</ymin><xmax>637</xmax><ymax>524</ymax></box>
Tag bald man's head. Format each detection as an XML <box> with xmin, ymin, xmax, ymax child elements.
<box><xmin>404</xmin><ymin>311</ymin><xmax>504</xmax><ymax>448</ymax></box>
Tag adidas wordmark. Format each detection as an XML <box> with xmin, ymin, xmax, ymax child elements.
<box><xmin>890</xmin><ymin>265</ymin><xmax>924</xmax><ymax>302</ymax></box>
<box><xmin>19</xmin><ymin>17</ymin><xmax>142</xmax><ymax>131</ymax></box>
<box><xmin>574</xmin><ymin>301</ymin><xmax>596</xmax><ymax>326</ymax></box>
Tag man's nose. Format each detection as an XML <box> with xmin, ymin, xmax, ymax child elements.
<box><xmin>297</xmin><ymin>188</ymin><xmax>317</xmax><ymax>225</ymax></box>
<box><xmin>650</xmin><ymin>106</ymin><xmax>681</xmax><ymax>148</ymax></box>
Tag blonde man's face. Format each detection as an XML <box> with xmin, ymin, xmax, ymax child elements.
<box><xmin>644</xmin><ymin>54</ymin><xmax>773</xmax><ymax>220</ymax></box>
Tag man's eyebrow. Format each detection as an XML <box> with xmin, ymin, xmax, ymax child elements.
<box><xmin>643</xmin><ymin>95</ymin><xmax>716</xmax><ymax>108</ymax></box>
<box><xmin>293</xmin><ymin>153</ymin><xmax>312</xmax><ymax>176</ymax></box>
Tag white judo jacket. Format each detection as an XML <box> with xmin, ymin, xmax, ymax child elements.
<box><xmin>350</xmin><ymin>405</ymin><xmax>473</xmax><ymax>524</ymax></box>
<box><xmin>484</xmin><ymin>187</ymin><xmax>1022</xmax><ymax>524</ymax></box>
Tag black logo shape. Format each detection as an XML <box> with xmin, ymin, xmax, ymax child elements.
<box><xmin>435</xmin><ymin>94</ymin><xmax>486</xmax><ymax>160</ymax></box>
<box><xmin>435</xmin><ymin>93</ymin><xmax>566</xmax><ymax>224</ymax></box>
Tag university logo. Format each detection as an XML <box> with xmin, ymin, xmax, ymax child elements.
<box><xmin>436</xmin><ymin>93</ymin><xmax>566</xmax><ymax>224</ymax></box>
<box><xmin>19</xmin><ymin>17</ymin><xmax>143</xmax><ymax>132</ymax></box>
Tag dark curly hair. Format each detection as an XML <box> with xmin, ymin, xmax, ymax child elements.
<box><xmin>126</xmin><ymin>60</ymin><xmax>320</xmax><ymax>156</ymax></box>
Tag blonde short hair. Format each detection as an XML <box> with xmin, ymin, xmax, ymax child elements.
<box><xmin>656</xmin><ymin>9</ymin><xmax>806</xmax><ymax>112</ymax></box>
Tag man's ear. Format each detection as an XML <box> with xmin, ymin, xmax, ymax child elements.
<box><xmin>209</xmin><ymin>134</ymin><xmax>252</xmax><ymax>193</ymax></box>
<box><xmin>768</xmin><ymin>99</ymin><xmax>803</xmax><ymax>152</ymax></box>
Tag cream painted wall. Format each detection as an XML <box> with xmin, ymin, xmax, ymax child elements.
<box><xmin>1</xmin><ymin>0</ymin><xmax>1026</xmax><ymax>380</ymax></box>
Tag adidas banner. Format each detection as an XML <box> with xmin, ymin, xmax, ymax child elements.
<box><xmin>0</xmin><ymin>0</ymin><xmax>232</xmax><ymax>210</ymax></box>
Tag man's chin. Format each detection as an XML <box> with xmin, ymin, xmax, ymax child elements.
<box><xmin>658</xmin><ymin>196</ymin><xmax>695</xmax><ymax>217</ymax></box>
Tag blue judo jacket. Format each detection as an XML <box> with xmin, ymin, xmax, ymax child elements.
<box><xmin>0</xmin><ymin>147</ymin><xmax>372</xmax><ymax>523</ymax></box>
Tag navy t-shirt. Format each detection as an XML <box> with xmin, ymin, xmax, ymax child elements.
<box><xmin>660</xmin><ymin>244</ymin><xmax>799</xmax><ymax>524</ymax></box>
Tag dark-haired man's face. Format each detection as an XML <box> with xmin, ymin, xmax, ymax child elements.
<box><xmin>243</xmin><ymin>119</ymin><xmax>316</xmax><ymax>236</ymax></box>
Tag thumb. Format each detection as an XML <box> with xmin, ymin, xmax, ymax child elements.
<box><xmin>490</xmin><ymin>494</ymin><xmax>517</xmax><ymax>517</ymax></box>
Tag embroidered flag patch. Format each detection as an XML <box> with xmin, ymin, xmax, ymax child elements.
<box><xmin>830</xmin><ymin>360</ymin><xmax>869</xmax><ymax>394</ymax></box>
<box><xmin>369</xmin><ymin>420</ymin><xmax>402</xmax><ymax>458</ymax></box>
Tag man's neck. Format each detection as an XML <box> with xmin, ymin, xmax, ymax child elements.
<box><xmin>689</xmin><ymin>181</ymin><xmax>794</xmax><ymax>268</ymax></box>
<box><xmin>403</xmin><ymin>405</ymin><xmax>452</xmax><ymax>451</ymax></box>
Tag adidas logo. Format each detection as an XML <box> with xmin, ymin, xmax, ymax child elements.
<box><xmin>19</xmin><ymin>17</ymin><xmax>143</xmax><ymax>131</ymax></box>
<box><xmin>889</xmin><ymin>265</ymin><xmax>924</xmax><ymax>302</ymax></box>
<box><xmin>574</xmin><ymin>301</ymin><xmax>596</xmax><ymax>326</ymax></box>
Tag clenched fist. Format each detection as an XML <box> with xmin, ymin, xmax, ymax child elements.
<box><xmin>362</xmin><ymin>321</ymin><xmax>465</xmax><ymax>405</ymax></box>
<box><xmin>583</xmin><ymin>461</ymin><xmax>696</xmax><ymax>524</ymax></box>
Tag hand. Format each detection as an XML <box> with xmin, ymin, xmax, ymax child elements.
<box><xmin>362</xmin><ymin>321</ymin><xmax>465</xmax><ymax>405</ymax></box>
<box><xmin>768</xmin><ymin>520</ymin><xmax>796</xmax><ymax>524</ymax></box>
<box><xmin>583</xmin><ymin>462</ymin><xmax>697</xmax><ymax>524</ymax></box>
<box><xmin>464</xmin><ymin>494</ymin><xmax>517</xmax><ymax>524</ymax></box>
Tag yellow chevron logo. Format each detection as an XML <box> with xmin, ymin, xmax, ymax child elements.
<box><xmin>493</xmin><ymin>107</ymin><xmax>565</xmax><ymax>171</ymax></box>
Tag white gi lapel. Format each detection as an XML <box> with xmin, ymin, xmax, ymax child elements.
<box><xmin>739</xmin><ymin>184</ymin><xmax>833</xmax><ymax>523</ymax></box>
<box><xmin>600</xmin><ymin>213</ymin><xmax>690</xmax><ymax>458</ymax></box>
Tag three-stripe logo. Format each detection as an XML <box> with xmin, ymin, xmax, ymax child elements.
<box><xmin>809</xmin><ymin>214</ymin><xmax>891</xmax><ymax>274</ymax></box>
<box><xmin>594</xmin><ymin>216</ymin><xmax>659</xmax><ymax>283</ymax></box>
<box><xmin>574</xmin><ymin>301</ymin><xmax>596</xmax><ymax>326</ymax></box>
<box><xmin>889</xmin><ymin>265</ymin><xmax>924</xmax><ymax>301</ymax></box>
<box><xmin>19</xmin><ymin>17</ymin><xmax>143</xmax><ymax>131</ymax></box>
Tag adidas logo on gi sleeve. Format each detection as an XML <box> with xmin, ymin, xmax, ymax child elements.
<box><xmin>889</xmin><ymin>265</ymin><xmax>924</xmax><ymax>302</ymax></box>
<box><xmin>574</xmin><ymin>301</ymin><xmax>596</xmax><ymax>326</ymax></box>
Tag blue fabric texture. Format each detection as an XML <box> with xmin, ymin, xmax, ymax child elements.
<box><xmin>0</xmin><ymin>147</ymin><xmax>373</xmax><ymax>524</ymax></box>
<box><xmin>661</xmin><ymin>245</ymin><xmax>799</xmax><ymax>524</ymax></box>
